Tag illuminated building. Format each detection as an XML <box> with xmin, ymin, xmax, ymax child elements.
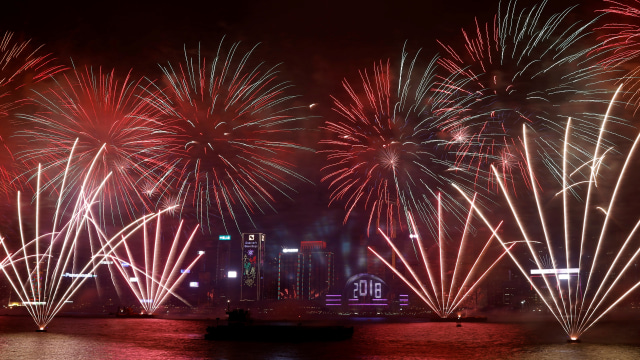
<box><xmin>301</xmin><ymin>241</ymin><xmax>335</xmax><ymax>300</ymax></box>
<box><xmin>529</xmin><ymin>267</ymin><xmax>582</xmax><ymax>298</ymax></box>
<box><xmin>277</xmin><ymin>248</ymin><xmax>302</xmax><ymax>299</ymax></box>
<box><xmin>241</xmin><ymin>233</ymin><xmax>265</xmax><ymax>301</ymax></box>
<box><xmin>530</xmin><ymin>268</ymin><xmax>580</xmax><ymax>282</ymax></box>
<box><xmin>215</xmin><ymin>234</ymin><xmax>232</xmax><ymax>288</ymax></box>
<box><xmin>277</xmin><ymin>241</ymin><xmax>335</xmax><ymax>301</ymax></box>
<box><xmin>344</xmin><ymin>273</ymin><xmax>389</xmax><ymax>309</ymax></box>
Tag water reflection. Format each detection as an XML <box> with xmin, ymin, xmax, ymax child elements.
<box><xmin>0</xmin><ymin>316</ymin><xmax>639</xmax><ymax>359</ymax></box>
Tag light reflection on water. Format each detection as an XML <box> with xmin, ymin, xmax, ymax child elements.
<box><xmin>1</xmin><ymin>316</ymin><xmax>640</xmax><ymax>359</ymax></box>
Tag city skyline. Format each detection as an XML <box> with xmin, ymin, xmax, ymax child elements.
<box><xmin>1</xmin><ymin>0</ymin><xmax>640</xmax><ymax>336</ymax></box>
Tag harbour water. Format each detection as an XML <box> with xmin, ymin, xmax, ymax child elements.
<box><xmin>1</xmin><ymin>315</ymin><xmax>640</xmax><ymax>359</ymax></box>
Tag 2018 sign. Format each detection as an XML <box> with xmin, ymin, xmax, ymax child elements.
<box><xmin>343</xmin><ymin>273</ymin><xmax>388</xmax><ymax>302</ymax></box>
<box><xmin>353</xmin><ymin>279</ymin><xmax>382</xmax><ymax>298</ymax></box>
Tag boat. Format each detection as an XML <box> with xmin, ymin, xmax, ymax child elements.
<box><xmin>205</xmin><ymin>309</ymin><xmax>354</xmax><ymax>342</ymax></box>
<box><xmin>430</xmin><ymin>315</ymin><xmax>488</xmax><ymax>323</ymax></box>
<box><xmin>114</xmin><ymin>306</ymin><xmax>155</xmax><ymax>318</ymax></box>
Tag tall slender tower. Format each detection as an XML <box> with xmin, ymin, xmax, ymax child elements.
<box><xmin>240</xmin><ymin>233</ymin><xmax>265</xmax><ymax>301</ymax></box>
<box><xmin>300</xmin><ymin>241</ymin><xmax>335</xmax><ymax>300</ymax></box>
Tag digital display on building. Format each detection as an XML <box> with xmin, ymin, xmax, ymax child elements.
<box><xmin>343</xmin><ymin>273</ymin><xmax>389</xmax><ymax>307</ymax></box>
<box><xmin>241</xmin><ymin>233</ymin><xmax>265</xmax><ymax>301</ymax></box>
<box><xmin>62</xmin><ymin>273</ymin><xmax>96</xmax><ymax>278</ymax></box>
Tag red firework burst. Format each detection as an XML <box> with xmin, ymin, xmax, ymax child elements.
<box><xmin>0</xmin><ymin>31</ymin><xmax>66</xmax><ymax>196</ymax></box>
<box><xmin>17</xmin><ymin>66</ymin><xmax>172</xmax><ymax>224</ymax></box>
<box><xmin>321</xmin><ymin>49</ymin><xmax>476</xmax><ymax>238</ymax></box>
<box><xmin>147</xmin><ymin>40</ymin><xmax>312</xmax><ymax>233</ymax></box>
<box><xmin>596</xmin><ymin>0</ymin><xmax>640</xmax><ymax>110</ymax></box>
<box><xmin>435</xmin><ymin>0</ymin><xmax>625</xmax><ymax>194</ymax></box>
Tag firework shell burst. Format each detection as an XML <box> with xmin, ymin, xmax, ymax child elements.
<box><xmin>436</xmin><ymin>0</ymin><xmax>629</xmax><ymax>194</ymax></box>
<box><xmin>320</xmin><ymin>46</ymin><xmax>482</xmax><ymax>238</ymax></box>
<box><xmin>0</xmin><ymin>31</ymin><xmax>65</xmax><ymax>196</ymax></box>
<box><xmin>595</xmin><ymin>0</ymin><xmax>640</xmax><ymax>111</ymax></box>
<box><xmin>144</xmin><ymin>40</ymin><xmax>313</xmax><ymax>234</ymax></box>
<box><xmin>16</xmin><ymin>66</ymin><xmax>173</xmax><ymax>225</ymax></box>
<box><xmin>456</xmin><ymin>87</ymin><xmax>640</xmax><ymax>340</ymax></box>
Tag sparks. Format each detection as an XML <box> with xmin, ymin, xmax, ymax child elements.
<box><xmin>0</xmin><ymin>141</ymin><xmax>172</xmax><ymax>330</ymax></box>
<box><xmin>96</xmin><ymin>214</ymin><xmax>202</xmax><ymax>315</ymax></box>
<box><xmin>369</xmin><ymin>193</ymin><xmax>513</xmax><ymax>318</ymax></box>
<box><xmin>436</xmin><ymin>0</ymin><xmax>627</xmax><ymax>193</ymax></box>
<box><xmin>454</xmin><ymin>86</ymin><xmax>640</xmax><ymax>341</ymax></box>
<box><xmin>145</xmin><ymin>39</ymin><xmax>313</xmax><ymax>234</ymax></box>
<box><xmin>321</xmin><ymin>45</ymin><xmax>481</xmax><ymax>237</ymax></box>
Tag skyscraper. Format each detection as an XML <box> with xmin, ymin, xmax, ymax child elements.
<box><xmin>277</xmin><ymin>248</ymin><xmax>302</xmax><ymax>299</ymax></box>
<box><xmin>277</xmin><ymin>241</ymin><xmax>336</xmax><ymax>301</ymax></box>
<box><xmin>241</xmin><ymin>233</ymin><xmax>265</xmax><ymax>301</ymax></box>
<box><xmin>301</xmin><ymin>241</ymin><xmax>335</xmax><ymax>300</ymax></box>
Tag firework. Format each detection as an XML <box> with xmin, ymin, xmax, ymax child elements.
<box><xmin>436</xmin><ymin>0</ymin><xmax>626</xmax><ymax>193</ymax></box>
<box><xmin>145</xmin><ymin>40</ymin><xmax>312</xmax><ymax>233</ymax></box>
<box><xmin>96</xmin><ymin>214</ymin><xmax>202</xmax><ymax>315</ymax></box>
<box><xmin>455</xmin><ymin>87</ymin><xmax>640</xmax><ymax>340</ymax></box>
<box><xmin>16</xmin><ymin>66</ymin><xmax>173</xmax><ymax>225</ymax></box>
<box><xmin>0</xmin><ymin>31</ymin><xmax>65</xmax><ymax>196</ymax></box>
<box><xmin>369</xmin><ymin>193</ymin><xmax>513</xmax><ymax>318</ymax></box>
<box><xmin>595</xmin><ymin>0</ymin><xmax>640</xmax><ymax>110</ymax></box>
<box><xmin>0</xmin><ymin>143</ymin><xmax>167</xmax><ymax>330</ymax></box>
<box><xmin>321</xmin><ymin>46</ymin><xmax>482</xmax><ymax>237</ymax></box>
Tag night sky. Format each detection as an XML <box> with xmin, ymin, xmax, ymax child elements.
<box><xmin>4</xmin><ymin>3</ymin><xmax>640</xmax><ymax>351</ymax></box>
<box><xmin>0</xmin><ymin>0</ymin><xmax>629</xmax><ymax>279</ymax></box>
<box><xmin>0</xmin><ymin>1</ymin><xmax>488</xmax><ymax>244</ymax></box>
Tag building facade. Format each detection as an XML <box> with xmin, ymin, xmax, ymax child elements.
<box><xmin>277</xmin><ymin>241</ymin><xmax>335</xmax><ymax>300</ymax></box>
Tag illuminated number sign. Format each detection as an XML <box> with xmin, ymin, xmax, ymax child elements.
<box><xmin>353</xmin><ymin>279</ymin><xmax>382</xmax><ymax>298</ymax></box>
<box><xmin>343</xmin><ymin>273</ymin><xmax>388</xmax><ymax>307</ymax></box>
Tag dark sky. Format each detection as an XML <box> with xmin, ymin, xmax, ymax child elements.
<box><xmin>0</xmin><ymin>0</ymin><xmax>497</xmax><ymax>97</ymax></box>
<box><xmin>0</xmin><ymin>0</ymin><xmax>607</xmax><ymax>274</ymax></box>
<box><xmin>0</xmin><ymin>0</ymin><xmax>489</xmax><ymax>225</ymax></box>
<box><xmin>0</xmin><ymin>0</ymin><xmax>592</xmax><ymax>137</ymax></box>
<box><xmin>4</xmin><ymin>1</ymin><xmax>640</xmax><ymax>319</ymax></box>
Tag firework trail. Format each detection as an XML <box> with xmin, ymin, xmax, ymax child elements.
<box><xmin>369</xmin><ymin>193</ymin><xmax>513</xmax><ymax>318</ymax></box>
<box><xmin>321</xmin><ymin>45</ymin><xmax>483</xmax><ymax>238</ymax></box>
<box><xmin>437</xmin><ymin>0</ymin><xmax>627</xmax><ymax>194</ymax></box>
<box><xmin>595</xmin><ymin>0</ymin><xmax>640</xmax><ymax>110</ymax></box>
<box><xmin>16</xmin><ymin>66</ymin><xmax>173</xmax><ymax>225</ymax></box>
<box><xmin>0</xmin><ymin>31</ymin><xmax>65</xmax><ymax>196</ymax></box>
<box><xmin>0</xmin><ymin>142</ymin><xmax>170</xmax><ymax>330</ymax></box>
<box><xmin>455</xmin><ymin>87</ymin><xmax>640</xmax><ymax>340</ymax></box>
<box><xmin>145</xmin><ymin>40</ymin><xmax>313</xmax><ymax>234</ymax></box>
<box><xmin>96</xmin><ymin>214</ymin><xmax>202</xmax><ymax>315</ymax></box>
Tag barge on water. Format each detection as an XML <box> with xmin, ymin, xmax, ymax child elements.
<box><xmin>205</xmin><ymin>309</ymin><xmax>354</xmax><ymax>342</ymax></box>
